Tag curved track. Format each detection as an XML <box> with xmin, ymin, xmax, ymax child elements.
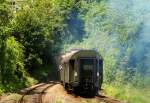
<box><xmin>18</xmin><ymin>81</ymin><xmax>60</xmax><ymax>103</ymax></box>
<box><xmin>38</xmin><ymin>82</ymin><xmax>60</xmax><ymax>103</ymax></box>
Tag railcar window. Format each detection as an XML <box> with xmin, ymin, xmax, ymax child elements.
<box><xmin>81</xmin><ymin>59</ymin><xmax>94</xmax><ymax>70</ymax></box>
<box><xmin>80</xmin><ymin>59</ymin><xmax>94</xmax><ymax>78</ymax></box>
<box><xmin>83</xmin><ymin>65</ymin><xmax>93</xmax><ymax>70</ymax></box>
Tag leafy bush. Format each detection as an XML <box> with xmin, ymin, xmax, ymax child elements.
<box><xmin>103</xmin><ymin>84</ymin><xmax>150</xmax><ymax>103</ymax></box>
<box><xmin>0</xmin><ymin>37</ymin><xmax>29</xmax><ymax>91</ymax></box>
<box><xmin>0</xmin><ymin>85</ymin><xmax>5</xmax><ymax>95</ymax></box>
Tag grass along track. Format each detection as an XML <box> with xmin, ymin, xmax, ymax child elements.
<box><xmin>95</xmin><ymin>94</ymin><xmax>124</xmax><ymax>103</ymax></box>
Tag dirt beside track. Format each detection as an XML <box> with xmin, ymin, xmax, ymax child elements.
<box><xmin>0</xmin><ymin>83</ymin><xmax>125</xmax><ymax>103</ymax></box>
<box><xmin>42</xmin><ymin>84</ymin><xmax>124</xmax><ymax>103</ymax></box>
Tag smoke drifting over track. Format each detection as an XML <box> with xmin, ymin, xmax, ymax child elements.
<box><xmin>64</xmin><ymin>0</ymin><xmax>150</xmax><ymax>86</ymax></box>
<box><xmin>107</xmin><ymin>0</ymin><xmax>150</xmax><ymax>76</ymax></box>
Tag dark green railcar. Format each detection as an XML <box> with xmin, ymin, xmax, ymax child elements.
<box><xmin>58</xmin><ymin>49</ymin><xmax>103</xmax><ymax>96</ymax></box>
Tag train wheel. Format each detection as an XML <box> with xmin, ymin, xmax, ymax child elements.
<box><xmin>65</xmin><ymin>83</ymin><xmax>73</xmax><ymax>94</ymax></box>
<box><xmin>65</xmin><ymin>83</ymin><xmax>69</xmax><ymax>90</ymax></box>
<box><xmin>60</xmin><ymin>81</ymin><xmax>63</xmax><ymax>85</ymax></box>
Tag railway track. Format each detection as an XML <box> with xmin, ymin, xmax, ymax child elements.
<box><xmin>38</xmin><ymin>82</ymin><xmax>60</xmax><ymax>103</ymax></box>
<box><xmin>18</xmin><ymin>81</ymin><xmax>60</xmax><ymax>103</ymax></box>
<box><xmin>0</xmin><ymin>83</ymin><xmax>124</xmax><ymax>103</ymax></box>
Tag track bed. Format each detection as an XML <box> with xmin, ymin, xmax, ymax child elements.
<box><xmin>0</xmin><ymin>82</ymin><xmax>124</xmax><ymax>103</ymax></box>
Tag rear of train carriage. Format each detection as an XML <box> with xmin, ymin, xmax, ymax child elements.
<box><xmin>58</xmin><ymin>49</ymin><xmax>103</xmax><ymax>96</ymax></box>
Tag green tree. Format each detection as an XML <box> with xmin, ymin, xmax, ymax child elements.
<box><xmin>0</xmin><ymin>37</ymin><xmax>27</xmax><ymax>91</ymax></box>
<box><xmin>0</xmin><ymin>0</ymin><xmax>12</xmax><ymax>85</ymax></box>
<box><xmin>0</xmin><ymin>0</ymin><xmax>29</xmax><ymax>92</ymax></box>
<box><xmin>10</xmin><ymin>0</ymin><xmax>74</xmax><ymax>79</ymax></box>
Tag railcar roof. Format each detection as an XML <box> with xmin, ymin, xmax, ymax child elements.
<box><xmin>60</xmin><ymin>49</ymin><xmax>102</xmax><ymax>63</ymax></box>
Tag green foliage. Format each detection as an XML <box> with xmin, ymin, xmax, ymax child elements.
<box><xmin>0</xmin><ymin>37</ymin><xmax>28</xmax><ymax>91</ymax></box>
<box><xmin>0</xmin><ymin>84</ymin><xmax>5</xmax><ymax>95</ymax></box>
<box><xmin>0</xmin><ymin>0</ymin><xmax>75</xmax><ymax>93</ymax></box>
<box><xmin>62</xmin><ymin>1</ymin><xmax>150</xmax><ymax>102</ymax></box>
<box><xmin>103</xmin><ymin>84</ymin><xmax>150</xmax><ymax>103</ymax></box>
<box><xmin>0</xmin><ymin>0</ymin><xmax>11</xmax><ymax>26</ymax></box>
<box><xmin>10</xmin><ymin>0</ymin><xmax>74</xmax><ymax>73</ymax></box>
<box><xmin>0</xmin><ymin>0</ymin><xmax>27</xmax><ymax>92</ymax></box>
<box><xmin>63</xmin><ymin>0</ymin><xmax>150</xmax><ymax>88</ymax></box>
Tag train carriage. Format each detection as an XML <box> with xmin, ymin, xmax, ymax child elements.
<box><xmin>58</xmin><ymin>49</ymin><xmax>103</xmax><ymax>96</ymax></box>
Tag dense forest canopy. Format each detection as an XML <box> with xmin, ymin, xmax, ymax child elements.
<box><xmin>0</xmin><ymin>0</ymin><xmax>150</xmax><ymax>102</ymax></box>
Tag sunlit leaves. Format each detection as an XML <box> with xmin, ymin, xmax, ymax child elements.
<box><xmin>0</xmin><ymin>36</ymin><xmax>27</xmax><ymax>91</ymax></box>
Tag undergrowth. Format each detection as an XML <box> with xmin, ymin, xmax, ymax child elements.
<box><xmin>103</xmin><ymin>84</ymin><xmax>150</xmax><ymax>103</ymax></box>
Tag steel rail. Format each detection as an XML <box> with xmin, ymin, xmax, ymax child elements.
<box><xmin>18</xmin><ymin>81</ymin><xmax>60</xmax><ymax>103</ymax></box>
<box><xmin>39</xmin><ymin>82</ymin><xmax>60</xmax><ymax>103</ymax></box>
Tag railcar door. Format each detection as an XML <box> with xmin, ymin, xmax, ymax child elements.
<box><xmin>79</xmin><ymin>58</ymin><xmax>97</xmax><ymax>85</ymax></box>
<box><xmin>69</xmin><ymin>60</ymin><xmax>75</xmax><ymax>82</ymax></box>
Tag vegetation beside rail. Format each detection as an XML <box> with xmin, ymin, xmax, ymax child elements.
<box><xmin>0</xmin><ymin>0</ymin><xmax>150</xmax><ymax>103</ymax></box>
<box><xmin>103</xmin><ymin>84</ymin><xmax>150</xmax><ymax>103</ymax></box>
